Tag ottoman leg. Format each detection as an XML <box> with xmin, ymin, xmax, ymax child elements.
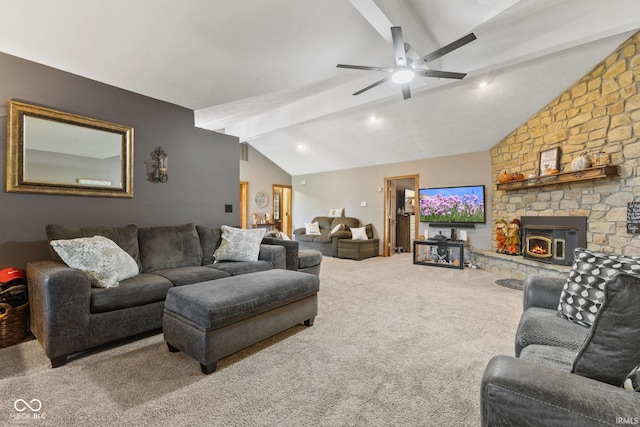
<box><xmin>304</xmin><ymin>316</ymin><xmax>315</xmax><ymax>326</ymax></box>
<box><xmin>201</xmin><ymin>361</ymin><xmax>218</xmax><ymax>374</ymax></box>
<box><xmin>167</xmin><ymin>343</ymin><xmax>180</xmax><ymax>353</ymax></box>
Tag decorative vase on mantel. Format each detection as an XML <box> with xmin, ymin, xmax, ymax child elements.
<box><xmin>571</xmin><ymin>152</ymin><xmax>590</xmax><ymax>171</ymax></box>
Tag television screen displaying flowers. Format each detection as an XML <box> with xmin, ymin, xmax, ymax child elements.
<box><xmin>418</xmin><ymin>185</ymin><xmax>486</xmax><ymax>224</ymax></box>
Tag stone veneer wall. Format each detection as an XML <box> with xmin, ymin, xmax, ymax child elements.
<box><xmin>491</xmin><ymin>31</ymin><xmax>640</xmax><ymax>256</ymax></box>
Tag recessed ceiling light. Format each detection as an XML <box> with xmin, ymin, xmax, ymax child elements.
<box><xmin>369</xmin><ymin>115</ymin><xmax>378</xmax><ymax>122</ymax></box>
<box><xmin>297</xmin><ymin>144</ymin><xmax>306</xmax><ymax>151</ymax></box>
<box><xmin>478</xmin><ymin>81</ymin><xmax>489</xmax><ymax>89</ymax></box>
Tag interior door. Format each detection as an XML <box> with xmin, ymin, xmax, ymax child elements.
<box><xmin>272</xmin><ymin>184</ymin><xmax>292</xmax><ymax>237</ymax></box>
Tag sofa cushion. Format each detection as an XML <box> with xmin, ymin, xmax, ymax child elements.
<box><xmin>213</xmin><ymin>226</ymin><xmax>266</xmax><ymax>263</ymax></box>
<box><xmin>139</xmin><ymin>223</ymin><xmax>203</xmax><ymax>273</ymax></box>
<box><xmin>515</xmin><ymin>306</ymin><xmax>588</xmax><ymax>357</ymax></box>
<box><xmin>331</xmin><ymin>217</ymin><xmax>360</xmax><ymax>230</ymax></box>
<box><xmin>196</xmin><ymin>225</ymin><xmax>222</xmax><ymax>265</ymax></box>
<box><xmin>572</xmin><ymin>272</ymin><xmax>640</xmax><ymax>386</ymax></box>
<box><xmin>50</xmin><ymin>236</ymin><xmax>139</xmax><ymax>288</ymax></box>
<box><xmin>46</xmin><ymin>223</ymin><xmax>141</xmax><ymax>269</ymax></box>
<box><xmin>519</xmin><ymin>344</ymin><xmax>575</xmax><ymax>372</ymax></box>
<box><xmin>90</xmin><ymin>273</ymin><xmax>174</xmax><ymax>313</ymax></box>
<box><xmin>557</xmin><ymin>248</ymin><xmax>640</xmax><ymax>327</ymax></box>
<box><xmin>154</xmin><ymin>266</ymin><xmax>231</xmax><ymax>286</ymax></box>
<box><xmin>210</xmin><ymin>260</ymin><xmax>273</xmax><ymax>276</ymax></box>
<box><xmin>312</xmin><ymin>216</ymin><xmax>334</xmax><ymax>231</ymax></box>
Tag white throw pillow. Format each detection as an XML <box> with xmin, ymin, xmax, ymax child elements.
<box><xmin>280</xmin><ymin>232</ymin><xmax>291</xmax><ymax>241</ymax></box>
<box><xmin>331</xmin><ymin>224</ymin><xmax>345</xmax><ymax>235</ymax></box>
<box><xmin>50</xmin><ymin>235</ymin><xmax>139</xmax><ymax>288</ymax></box>
<box><xmin>304</xmin><ymin>222</ymin><xmax>321</xmax><ymax>235</ymax></box>
<box><xmin>213</xmin><ymin>226</ymin><xmax>266</xmax><ymax>263</ymax></box>
<box><xmin>328</xmin><ymin>208</ymin><xmax>344</xmax><ymax>217</ymax></box>
<box><xmin>351</xmin><ymin>227</ymin><xmax>368</xmax><ymax>240</ymax></box>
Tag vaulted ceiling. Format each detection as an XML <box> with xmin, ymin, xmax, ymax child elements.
<box><xmin>1</xmin><ymin>0</ymin><xmax>639</xmax><ymax>175</ymax></box>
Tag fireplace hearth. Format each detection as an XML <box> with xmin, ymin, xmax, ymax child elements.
<box><xmin>520</xmin><ymin>216</ymin><xmax>587</xmax><ymax>265</ymax></box>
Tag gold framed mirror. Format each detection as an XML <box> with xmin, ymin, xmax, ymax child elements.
<box><xmin>6</xmin><ymin>100</ymin><xmax>134</xmax><ymax>198</ymax></box>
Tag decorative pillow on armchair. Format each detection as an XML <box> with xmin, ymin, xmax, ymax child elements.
<box><xmin>351</xmin><ymin>227</ymin><xmax>368</xmax><ymax>240</ymax></box>
<box><xmin>50</xmin><ymin>235</ymin><xmax>139</xmax><ymax>288</ymax></box>
<box><xmin>557</xmin><ymin>248</ymin><xmax>640</xmax><ymax>327</ymax></box>
<box><xmin>213</xmin><ymin>226</ymin><xmax>266</xmax><ymax>263</ymax></box>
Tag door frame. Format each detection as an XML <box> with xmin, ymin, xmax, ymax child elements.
<box><xmin>240</xmin><ymin>181</ymin><xmax>249</xmax><ymax>229</ymax></box>
<box><xmin>383</xmin><ymin>174</ymin><xmax>419</xmax><ymax>257</ymax></box>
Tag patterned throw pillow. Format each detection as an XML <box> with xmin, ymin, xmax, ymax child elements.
<box><xmin>50</xmin><ymin>235</ymin><xmax>139</xmax><ymax>288</ymax></box>
<box><xmin>304</xmin><ymin>222</ymin><xmax>321</xmax><ymax>235</ymax></box>
<box><xmin>624</xmin><ymin>364</ymin><xmax>640</xmax><ymax>392</ymax></box>
<box><xmin>557</xmin><ymin>248</ymin><xmax>640</xmax><ymax>327</ymax></box>
<box><xmin>213</xmin><ymin>226</ymin><xmax>266</xmax><ymax>263</ymax></box>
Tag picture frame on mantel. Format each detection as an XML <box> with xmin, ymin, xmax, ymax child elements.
<box><xmin>538</xmin><ymin>147</ymin><xmax>560</xmax><ymax>176</ymax></box>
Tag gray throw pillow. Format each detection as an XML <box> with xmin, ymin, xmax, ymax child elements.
<box><xmin>50</xmin><ymin>235</ymin><xmax>139</xmax><ymax>288</ymax></box>
<box><xmin>213</xmin><ymin>226</ymin><xmax>266</xmax><ymax>263</ymax></box>
<box><xmin>572</xmin><ymin>272</ymin><xmax>640</xmax><ymax>386</ymax></box>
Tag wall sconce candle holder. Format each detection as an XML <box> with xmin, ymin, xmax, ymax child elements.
<box><xmin>146</xmin><ymin>146</ymin><xmax>168</xmax><ymax>183</ymax></box>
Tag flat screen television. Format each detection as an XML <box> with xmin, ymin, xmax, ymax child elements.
<box><xmin>418</xmin><ymin>185</ymin><xmax>486</xmax><ymax>225</ymax></box>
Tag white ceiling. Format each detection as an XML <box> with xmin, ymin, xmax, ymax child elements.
<box><xmin>1</xmin><ymin>0</ymin><xmax>639</xmax><ymax>175</ymax></box>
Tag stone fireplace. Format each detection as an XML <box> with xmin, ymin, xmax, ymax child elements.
<box><xmin>472</xmin><ymin>32</ymin><xmax>640</xmax><ymax>280</ymax></box>
<box><xmin>521</xmin><ymin>216</ymin><xmax>586</xmax><ymax>266</ymax></box>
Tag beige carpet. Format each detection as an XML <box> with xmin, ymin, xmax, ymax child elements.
<box><xmin>0</xmin><ymin>253</ymin><xmax>523</xmax><ymax>426</ymax></box>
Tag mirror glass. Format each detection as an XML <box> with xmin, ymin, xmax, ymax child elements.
<box><xmin>6</xmin><ymin>100</ymin><xmax>134</xmax><ymax>197</ymax></box>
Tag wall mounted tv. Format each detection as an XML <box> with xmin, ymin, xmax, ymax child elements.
<box><xmin>418</xmin><ymin>185</ymin><xmax>486</xmax><ymax>226</ymax></box>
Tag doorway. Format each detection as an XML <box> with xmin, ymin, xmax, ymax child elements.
<box><xmin>272</xmin><ymin>184</ymin><xmax>292</xmax><ymax>237</ymax></box>
<box><xmin>383</xmin><ymin>174</ymin><xmax>419</xmax><ymax>257</ymax></box>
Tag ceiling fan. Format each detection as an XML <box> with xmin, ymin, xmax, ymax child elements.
<box><xmin>337</xmin><ymin>26</ymin><xmax>476</xmax><ymax>100</ymax></box>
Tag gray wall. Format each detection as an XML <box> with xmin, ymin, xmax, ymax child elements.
<box><xmin>0</xmin><ymin>52</ymin><xmax>239</xmax><ymax>269</ymax></box>
<box><xmin>292</xmin><ymin>150</ymin><xmax>493</xmax><ymax>251</ymax></box>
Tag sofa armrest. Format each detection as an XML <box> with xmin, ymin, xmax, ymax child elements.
<box><xmin>523</xmin><ymin>274</ymin><xmax>566</xmax><ymax>311</ymax></box>
<box><xmin>293</xmin><ymin>228</ymin><xmax>305</xmax><ymax>236</ymax></box>
<box><xmin>26</xmin><ymin>260</ymin><xmax>92</xmax><ymax>361</ymax></box>
<box><xmin>258</xmin><ymin>244</ymin><xmax>286</xmax><ymax>270</ymax></box>
<box><xmin>261</xmin><ymin>238</ymin><xmax>299</xmax><ymax>271</ymax></box>
<box><xmin>330</xmin><ymin>230</ymin><xmax>352</xmax><ymax>240</ymax></box>
<box><xmin>481</xmin><ymin>355</ymin><xmax>640</xmax><ymax>427</ymax></box>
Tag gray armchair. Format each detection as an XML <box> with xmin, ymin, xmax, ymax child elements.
<box><xmin>481</xmin><ymin>271</ymin><xmax>640</xmax><ymax>426</ymax></box>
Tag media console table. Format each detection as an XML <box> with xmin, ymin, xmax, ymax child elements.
<box><xmin>413</xmin><ymin>240</ymin><xmax>464</xmax><ymax>269</ymax></box>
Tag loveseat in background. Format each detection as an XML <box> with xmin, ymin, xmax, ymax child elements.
<box><xmin>27</xmin><ymin>223</ymin><xmax>297</xmax><ymax>368</ymax></box>
<box><xmin>293</xmin><ymin>216</ymin><xmax>379</xmax><ymax>260</ymax></box>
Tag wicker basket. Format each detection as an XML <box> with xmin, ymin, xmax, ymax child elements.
<box><xmin>0</xmin><ymin>302</ymin><xmax>29</xmax><ymax>348</ymax></box>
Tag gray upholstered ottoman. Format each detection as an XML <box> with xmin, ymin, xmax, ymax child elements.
<box><xmin>163</xmin><ymin>269</ymin><xmax>319</xmax><ymax>374</ymax></box>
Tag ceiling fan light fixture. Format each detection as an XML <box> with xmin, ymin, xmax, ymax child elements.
<box><xmin>392</xmin><ymin>67</ymin><xmax>414</xmax><ymax>84</ymax></box>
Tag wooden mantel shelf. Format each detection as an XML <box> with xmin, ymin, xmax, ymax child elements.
<box><xmin>496</xmin><ymin>165</ymin><xmax>618</xmax><ymax>191</ymax></box>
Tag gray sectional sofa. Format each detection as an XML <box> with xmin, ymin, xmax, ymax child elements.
<box><xmin>27</xmin><ymin>223</ymin><xmax>303</xmax><ymax>368</ymax></box>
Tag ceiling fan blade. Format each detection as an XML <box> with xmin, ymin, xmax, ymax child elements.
<box><xmin>401</xmin><ymin>83</ymin><xmax>411</xmax><ymax>100</ymax></box>
<box><xmin>391</xmin><ymin>26</ymin><xmax>408</xmax><ymax>67</ymax></box>
<box><xmin>419</xmin><ymin>69</ymin><xmax>467</xmax><ymax>79</ymax></box>
<box><xmin>353</xmin><ymin>75</ymin><xmax>392</xmax><ymax>96</ymax></box>
<box><xmin>337</xmin><ymin>64</ymin><xmax>395</xmax><ymax>72</ymax></box>
<box><xmin>418</xmin><ymin>33</ymin><xmax>476</xmax><ymax>64</ymax></box>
